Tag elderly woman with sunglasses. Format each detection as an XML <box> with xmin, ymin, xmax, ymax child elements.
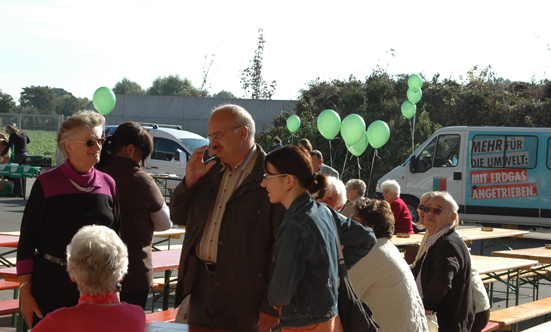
<box><xmin>411</xmin><ymin>192</ymin><xmax>490</xmax><ymax>332</ymax></box>
<box><xmin>411</xmin><ymin>192</ymin><xmax>475</xmax><ymax>332</ymax></box>
<box><xmin>16</xmin><ymin>111</ymin><xmax>120</xmax><ymax>328</ymax></box>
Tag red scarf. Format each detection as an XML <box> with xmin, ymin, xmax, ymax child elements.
<box><xmin>78</xmin><ymin>290</ymin><xmax>119</xmax><ymax>305</ymax></box>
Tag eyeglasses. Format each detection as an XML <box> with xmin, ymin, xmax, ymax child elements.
<box><xmin>207</xmin><ymin>125</ymin><xmax>243</xmax><ymax>143</ymax></box>
<box><xmin>78</xmin><ymin>138</ymin><xmax>106</xmax><ymax>147</ymax></box>
<box><xmin>418</xmin><ymin>204</ymin><xmax>425</xmax><ymax>211</ymax></box>
<box><xmin>262</xmin><ymin>173</ymin><xmax>289</xmax><ymax>180</ymax></box>
<box><xmin>422</xmin><ymin>206</ymin><xmax>452</xmax><ymax>215</ymax></box>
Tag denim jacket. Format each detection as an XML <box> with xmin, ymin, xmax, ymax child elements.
<box><xmin>268</xmin><ymin>192</ymin><xmax>376</xmax><ymax>327</ymax></box>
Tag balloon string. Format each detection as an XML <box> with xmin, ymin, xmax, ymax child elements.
<box><xmin>412</xmin><ymin>114</ymin><xmax>416</xmax><ymax>151</ymax></box>
<box><xmin>367</xmin><ymin>150</ymin><xmax>378</xmax><ymax>193</ymax></box>
<box><xmin>357</xmin><ymin>157</ymin><xmax>361</xmax><ymax>178</ymax></box>
<box><xmin>341</xmin><ymin>150</ymin><xmax>349</xmax><ymax>178</ymax></box>
<box><xmin>291</xmin><ymin>133</ymin><xmax>294</xmax><ymax>145</ymax></box>
<box><xmin>329</xmin><ymin>140</ymin><xmax>333</xmax><ymax>167</ymax></box>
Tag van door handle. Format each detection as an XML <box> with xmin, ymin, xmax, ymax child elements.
<box><xmin>151</xmin><ymin>166</ymin><xmax>159</xmax><ymax>169</ymax></box>
<box><xmin>454</xmin><ymin>172</ymin><xmax>462</xmax><ymax>180</ymax></box>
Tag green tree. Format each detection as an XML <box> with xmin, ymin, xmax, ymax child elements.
<box><xmin>113</xmin><ymin>77</ymin><xmax>145</xmax><ymax>95</ymax></box>
<box><xmin>0</xmin><ymin>90</ymin><xmax>16</xmax><ymax>113</ymax></box>
<box><xmin>147</xmin><ymin>74</ymin><xmax>203</xmax><ymax>97</ymax></box>
<box><xmin>19</xmin><ymin>86</ymin><xmax>57</xmax><ymax>115</ymax></box>
<box><xmin>212</xmin><ymin>90</ymin><xmax>236</xmax><ymax>99</ymax></box>
<box><xmin>240</xmin><ymin>28</ymin><xmax>277</xmax><ymax>99</ymax></box>
<box><xmin>56</xmin><ymin>94</ymin><xmax>89</xmax><ymax>116</ymax></box>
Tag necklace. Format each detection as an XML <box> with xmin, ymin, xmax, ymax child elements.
<box><xmin>70</xmin><ymin>179</ymin><xmax>94</xmax><ymax>192</ymax></box>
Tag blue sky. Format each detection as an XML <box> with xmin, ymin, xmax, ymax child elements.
<box><xmin>1</xmin><ymin>0</ymin><xmax>550</xmax><ymax>103</ymax></box>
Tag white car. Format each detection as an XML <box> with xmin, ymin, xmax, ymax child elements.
<box><xmin>104</xmin><ymin>123</ymin><xmax>208</xmax><ymax>186</ymax></box>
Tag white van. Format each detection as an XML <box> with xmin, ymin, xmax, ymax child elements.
<box><xmin>104</xmin><ymin>123</ymin><xmax>208</xmax><ymax>185</ymax></box>
<box><xmin>375</xmin><ymin>126</ymin><xmax>551</xmax><ymax>227</ymax></box>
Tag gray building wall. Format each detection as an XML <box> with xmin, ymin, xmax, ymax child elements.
<box><xmin>90</xmin><ymin>95</ymin><xmax>298</xmax><ymax>137</ymax></box>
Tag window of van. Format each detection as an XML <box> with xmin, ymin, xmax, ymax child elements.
<box><xmin>416</xmin><ymin>134</ymin><xmax>460</xmax><ymax>172</ymax></box>
<box><xmin>546</xmin><ymin>137</ymin><xmax>551</xmax><ymax>170</ymax></box>
<box><xmin>471</xmin><ymin>134</ymin><xmax>537</xmax><ymax>169</ymax></box>
<box><xmin>180</xmin><ymin>138</ymin><xmax>209</xmax><ymax>153</ymax></box>
<box><xmin>152</xmin><ymin>137</ymin><xmax>184</xmax><ymax>161</ymax></box>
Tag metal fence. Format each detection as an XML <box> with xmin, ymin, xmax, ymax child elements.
<box><xmin>0</xmin><ymin>113</ymin><xmax>64</xmax><ymax>132</ymax></box>
<box><xmin>0</xmin><ymin>113</ymin><xmax>64</xmax><ymax>165</ymax></box>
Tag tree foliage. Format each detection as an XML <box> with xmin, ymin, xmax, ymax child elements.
<box><xmin>0</xmin><ymin>90</ymin><xmax>16</xmax><ymax>113</ymax></box>
<box><xmin>147</xmin><ymin>74</ymin><xmax>203</xmax><ymax>97</ymax></box>
<box><xmin>113</xmin><ymin>77</ymin><xmax>145</xmax><ymax>95</ymax></box>
<box><xmin>257</xmin><ymin>68</ymin><xmax>551</xmax><ymax>196</ymax></box>
<box><xmin>212</xmin><ymin>90</ymin><xmax>236</xmax><ymax>99</ymax></box>
<box><xmin>19</xmin><ymin>86</ymin><xmax>58</xmax><ymax>115</ymax></box>
<box><xmin>240</xmin><ymin>28</ymin><xmax>277</xmax><ymax>99</ymax></box>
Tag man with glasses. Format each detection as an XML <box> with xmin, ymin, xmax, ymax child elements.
<box><xmin>170</xmin><ymin>104</ymin><xmax>283</xmax><ymax>332</ymax></box>
<box><xmin>411</xmin><ymin>192</ymin><xmax>475</xmax><ymax>332</ymax></box>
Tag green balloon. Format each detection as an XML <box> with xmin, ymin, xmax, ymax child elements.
<box><xmin>317</xmin><ymin>109</ymin><xmax>341</xmax><ymax>140</ymax></box>
<box><xmin>408</xmin><ymin>74</ymin><xmax>423</xmax><ymax>92</ymax></box>
<box><xmin>401</xmin><ymin>100</ymin><xmax>416</xmax><ymax>119</ymax></box>
<box><xmin>93</xmin><ymin>87</ymin><xmax>116</xmax><ymax>116</ymax></box>
<box><xmin>407</xmin><ymin>88</ymin><xmax>422</xmax><ymax>104</ymax></box>
<box><xmin>340</xmin><ymin>114</ymin><xmax>366</xmax><ymax>146</ymax></box>
<box><xmin>346</xmin><ymin>143</ymin><xmax>354</xmax><ymax>154</ymax></box>
<box><xmin>286</xmin><ymin>115</ymin><xmax>301</xmax><ymax>133</ymax></box>
<box><xmin>367</xmin><ymin>120</ymin><xmax>390</xmax><ymax>149</ymax></box>
<box><xmin>349</xmin><ymin>132</ymin><xmax>369</xmax><ymax>156</ymax></box>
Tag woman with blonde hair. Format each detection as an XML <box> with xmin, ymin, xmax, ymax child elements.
<box><xmin>17</xmin><ymin>111</ymin><xmax>120</xmax><ymax>327</ymax></box>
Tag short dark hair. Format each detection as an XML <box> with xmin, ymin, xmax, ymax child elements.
<box><xmin>310</xmin><ymin>150</ymin><xmax>323</xmax><ymax>160</ymax></box>
<box><xmin>265</xmin><ymin>146</ymin><xmax>328</xmax><ymax>198</ymax></box>
<box><xmin>273</xmin><ymin>137</ymin><xmax>282</xmax><ymax>144</ymax></box>
<box><xmin>354</xmin><ymin>198</ymin><xmax>395</xmax><ymax>239</ymax></box>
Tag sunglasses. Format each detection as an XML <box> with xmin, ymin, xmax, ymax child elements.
<box><xmin>422</xmin><ymin>206</ymin><xmax>452</xmax><ymax>215</ymax></box>
<box><xmin>417</xmin><ymin>204</ymin><xmax>425</xmax><ymax>211</ymax></box>
<box><xmin>262</xmin><ymin>173</ymin><xmax>289</xmax><ymax>180</ymax></box>
<box><xmin>78</xmin><ymin>138</ymin><xmax>106</xmax><ymax>147</ymax></box>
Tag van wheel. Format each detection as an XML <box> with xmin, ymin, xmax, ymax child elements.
<box><xmin>402</xmin><ymin>196</ymin><xmax>420</xmax><ymax>223</ymax></box>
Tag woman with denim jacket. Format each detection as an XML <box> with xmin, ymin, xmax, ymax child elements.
<box><xmin>261</xmin><ymin>146</ymin><xmax>376</xmax><ymax>331</ymax></box>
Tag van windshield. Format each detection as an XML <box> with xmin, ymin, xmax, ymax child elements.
<box><xmin>180</xmin><ymin>138</ymin><xmax>209</xmax><ymax>153</ymax></box>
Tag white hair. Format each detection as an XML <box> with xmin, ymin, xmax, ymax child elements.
<box><xmin>346</xmin><ymin>179</ymin><xmax>366</xmax><ymax>197</ymax></box>
<box><xmin>57</xmin><ymin>111</ymin><xmax>105</xmax><ymax>159</ymax></box>
<box><xmin>327</xmin><ymin>176</ymin><xmax>347</xmax><ymax>209</ymax></box>
<box><xmin>66</xmin><ymin>225</ymin><xmax>128</xmax><ymax>296</ymax></box>
<box><xmin>381</xmin><ymin>179</ymin><xmax>401</xmax><ymax>197</ymax></box>
<box><xmin>212</xmin><ymin>104</ymin><xmax>256</xmax><ymax>139</ymax></box>
<box><xmin>432</xmin><ymin>191</ymin><xmax>459</xmax><ymax>213</ymax></box>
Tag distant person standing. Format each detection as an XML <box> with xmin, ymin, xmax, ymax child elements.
<box><xmin>297</xmin><ymin>138</ymin><xmax>312</xmax><ymax>152</ymax></box>
<box><xmin>310</xmin><ymin>150</ymin><xmax>339</xmax><ymax>179</ymax></box>
<box><xmin>1</xmin><ymin>125</ymin><xmax>31</xmax><ymax>197</ymax></box>
<box><xmin>0</xmin><ymin>139</ymin><xmax>10</xmax><ymax>165</ymax></box>
<box><xmin>269</xmin><ymin>137</ymin><xmax>283</xmax><ymax>152</ymax></box>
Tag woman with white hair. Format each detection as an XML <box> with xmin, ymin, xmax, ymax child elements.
<box><xmin>33</xmin><ymin>225</ymin><xmax>145</xmax><ymax>331</ymax></box>
<box><xmin>17</xmin><ymin>111</ymin><xmax>120</xmax><ymax>327</ymax></box>
<box><xmin>380</xmin><ymin>179</ymin><xmax>413</xmax><ymax>234</ymax></box>
<box><xmin>340</xmin><ymin>179</ymin><xmax>366</xmax><ymax>217</ymax></box>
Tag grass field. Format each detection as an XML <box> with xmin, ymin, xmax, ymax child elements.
<box><xmin>25</xmin><ymin>130</ymin><xmax>58</xmax><ymax>165</ymax></box>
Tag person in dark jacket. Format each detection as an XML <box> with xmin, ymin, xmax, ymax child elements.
<box><xmin>411</xmin><ymin>192</ymin><xmax>475</xmax><ymax>332</ymax></box>
<box><xmin>170</xmin><ymin>104</ymin><xmax>284</xmax><ymax>332</ymax></box>
<box><xmin>1</xmin><ymin>125</ymin><xmax>30</xmax><ymax>196</ymax></box>
<box><xmin>96</xmin><ymin>122</ymin><xmax>172</xmax><ymax>309</ymax></box>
